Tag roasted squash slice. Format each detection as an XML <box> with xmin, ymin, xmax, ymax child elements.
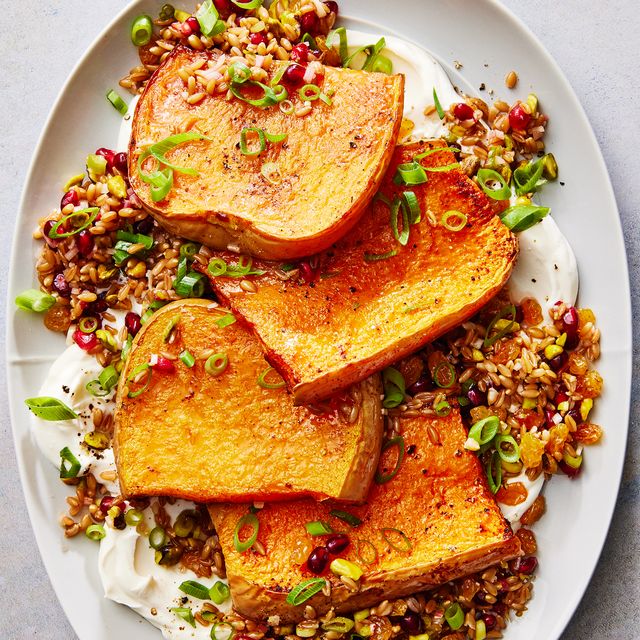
<box><xmin>210</xmin><ymin>409</ymin><xmax>521</xmax><ymax>622</ymax></box>
<box><xmin>114</xmin><ymin>300</ymin><xmax>383</xmax><ymax>503</ymax></box>
<box><xmin>128</xmin><ymin>45</ymin><xmax>404</xmax><ymax>260</ymax></box>
<box><xmin>200</xmin><ymin>141</ymin><xmax>518</xmax><ymax>404</ymax></box>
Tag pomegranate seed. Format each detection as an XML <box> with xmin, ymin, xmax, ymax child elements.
<box><xmin>113</xmin><ymin>152</ymin><xmax>128</xmax><ymax>174</ymax></box>
<box><xmin>298</xmin><ymin>10</ymin><xmax>319</xmax><ymax>34</ymax></box>
<box><xmin>99</xmin><ymin>496</ymin><xmax>124</xmax><ymax>512</ymax></box>
<box><xmin>325</xmin><ymin>534</ymin><xmax>350</xmax><ymax>555</ymax></box>
<box><xmin>514</xmin><ymin>556</ymin><xmax>538</xmax><ymax>574</ymax></box>
<box><xmin>86</xmin><ymin>294</ymin><xmax>108</xmax><ymax>316</ymax></box>
<box><xmin>153</xmin><ymin>356</ymin><xmax>176</xmax><ymax>374</ymax></box>
<box><xmin>306</xmin><ymin>547</ymin><xmax>329</xmax><ymax>574</ymax></box>
<box><xmin>483</xmin><ymin>614</ymin><xmax>497</xmax><ymax>631</ymax></box>
<box><xmin>73</xmin><ymin>329</ymin><xmax>98</xmax><ymax>351</ymax></box>
<box><xmin>60</xmin><ymin>190</ymin><xmax>79</xmax><ymax>209</ymax></box>
<box><xmin>561</xmin><ymin>306</ymin><xmax>580</xmax><ymax>349</ymax></box>
<box><xmin>514</xmin><ymin>304</ymin><xmax>524</xmax><ymax>323</ymax></box>
<box><xmin>249</xmin><ymin>32</ymin><xmax>268</xmax><ymax>45</ymax></box>
<box><xmin>555</xmin><ymin>391</ymin><xmax>569</xmax><ymax>405</ymax></box>
<box><xmin>96</xmin><ymin>147</ymin><xmax>115</xmax><ymax>170</ymax></box>
<box><xmin>298</xmin><ymin>260</ymin><xmax>316</xmax><ymax>282</ymax></box>
<box><xmin>213</xmin><ymin>0</ymin><xmax>232</xmax><ymax>13</ymax></box>
<box><xmin>508</xmin><ymin>103</ymin><xmax>531</xmax><ymax>130</ymax></box>
<box><xmin>76</xmin><ymin>229</ymin><xmax>94</xmax><ymax>257</ymax></box>
<box><xmin>567</xmin><ymin>407</ymin><xmax>582</xmax><ymax>425</ymax></box>
<box><xmin>52</xmin><ymin>273</ymin><xmax>71</xmax><ymax>297</ymax></box>
<box><xmin>324</xmin><ymin>1</ymin><xmax>339</xmax><ymax>15</ymax></box>
<box><xmin>399</xmin><ymin>611</ymin><xmax>423</xmax><ymax>635</ymax></box>
<box><xmin>283</xmin><ymin>63</ymin><xmax>306</xmax><ymax>89</ymax></box>
<box><xmin>291</xmin><ymin>43</ymin><xmax>309</xmax><ymax>65</ymax></box>
<box><xmin>559</xmin><ymin>459</ymin><xmax>582</xmax><ymax>478</ymax></box>
<box><xmin>185</xmin><ymin>16</ymin><xmax>200</xmax><ymax>34</ymax></box>
<box><xmin>408</xmin><ymin>376</ymin><xmax>432</xmax><ymax>395</ymax></box>
<box><xmin>125</xmin><ymin>312</ymin><xmax>142</xmax><ymax>337</ymax></box>
<box><xmin>548</xmin><ymin>351</ymin><xmax>568</xmax><ymax>372</ymax></box>
<box><xmin>453</xmin><ymin>102</ymin><xmax>475</xmax><ymax>120</ymax></box>
<box><xmin>468</xmin><ymin>387</ymin><xmax>487</xmax><ymax>407</ymax></box>
<box><xmin>43</xmin><ymin>220</ymin><xmax>60</xmax><ymax>247</ymax></box>
<box><xmin>544</xmin><ymin>408</ymin><xmax>557</xmax><ymax>427</ymax></box>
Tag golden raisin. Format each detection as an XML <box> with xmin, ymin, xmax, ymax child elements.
<box><xmin>493</xmin><ymin>338</ymin><xmax>521</xmax><ymax>364</ymax></box>
<box><xmin>568</xmin><ymin>352</ymin><xmax>589</xmax><ymax>376</ymax></box>
<box><xmin>578</xmin><ymin>307</ymin><xmax>596</xmax><ymax>331</ymax></box>
<box><xmin>520</xmin><ymin>496</ymin><xmax>546</xmax><ymax>526</ymax></box>
<box><xmin>520</xmin><ymin>297</ymin><xmax>543</xmax><ymax>326</ymax></box>
<box><xmin>427</xmin><ymin>351</ymin><xmax>449</xmax><ymax>378</ymax></box>
<box><xmin>575</xmin><ymin>422</ymin><xmax>603</xmax><ymax>445</ymax></box>
<box><xmin>398</xmin><ymin>355</ymin><xmax>424</xmax><ymax>389</ymax></box>
<box><xmin>516</xmin><ymin>410</ymin><xmax>545</xmax><ymax>431</ymax></box>
<box><xmin>520</xmin><ymin>432</ymin><xmax>545</xmax><ymax>468</ymax></box>
<box><xmin>547</xmin><ymin>423</ymin><xmax>569</xmax><ymax>458</ymax></box>
<box><xmin>43</xmin><ymin>303</ymin><xmax>71</xmax><ymax>333</ymax></box>
<box><xmin>576</xmin><ymin>370</ymin><xmax>604</xmax><ymax>399</ymax></box>
<box><xmin>516</xmin><ymin>527</ymin><xmax>538</xmax><ymax>554</ymax></box>
<box><xmin>496</xmin><ymin>482</ymin><xmax>528</xmax><ymax>506</ymax></box>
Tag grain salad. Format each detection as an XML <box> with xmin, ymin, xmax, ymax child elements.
<box><xmin>17</xmin><ymin>1</ymin><xmax>604</xmax><ymax>639</ymax></box>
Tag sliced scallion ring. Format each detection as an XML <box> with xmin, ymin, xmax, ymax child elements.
<box><xmin>305</xmin><ymin>521</ymin><xmax>333</xmax><ymax>536</ymax></box>
<box><xmin>486</xmin><ymin>450</ymin><xmax>503</xmax><ymax>494</ymax></box>
<box><xmin>240</xmin><ymin>127</ymin><xmax>266</xmax><ymax>156</ymax></box>
<box><xmin>402</xmin><ymin>190</ymin><xmax>421</xmax><ymax>224</ymax></box>
<box><xmin>25</xmin><ymin>397</ymin><xmax>77</xmax><ymax>421</ymax></box>
<box><xmin>215</xmin><ymin>313</ymin><xmax>236</xmax><ymax>328</ymax></box>
<box><xmin>205</xmin><ymin>353</ymin><xmax>228</xmax><ymax>376</ymax></box>
<box><xmin>230</xmin><ymin>80</ymin><xmax>285</xmax><ymax>108</ymax></box>
<box><xmin>433</xmin><ymin>87</ymin><xmax>445</xmax><ymax>119</ymax></box>
<box><xmin>441</xmin><ymin>210</ymin><xmax>468</xmax><ymax>231</ymax></box>
<box><xmin>375</xmin><ymin>436</ymin><xmax>405</xmax><ymax>484</ymax></box>
<box><xmin>127</xmin><ymin>363</ymin><xmax>153</xmax><ymax>398</ymax></box>
<box><xmin>380</xmin><ymin>527</ymin><xmax>412</xmax><ymax>553</ymax></box>
<box><xmin>233</xmin><ymin>512</ymin><xmax>260</xmax><ymax>552</ymax></box>
<box><xmin>257</xmin><ymin>366</ymin><xmax>285</xmax><ymax>389</ymax></box>
<box><xmin>174</xmin><ymin>271</ymin><xmax>205</xmax><ymax>298</ymax></box>
<box><xmin>85</xmin><ymin>524</ymin><xmax>106</xmax><ymax>541</ymax></box>
<box><xmin>131</xmin><ymin>14</ymin><xmax>153</xmax><ymax>46</ymax></box>
<box><xmin>425</xmin><ymin>162</ymin><xmax>460</xmax><ymax>173</ymax></box>
<box><xmin>364</xmin><ymin>250</ymin><xmax>398</xmax><ymax>262</ymax></box>
<box><xmin>483</xmin><ymin>304</ymin><xmax>517</xmax><ymax>348</ymax></box>
<box><xmin>149</xmin><ymin>132</ymin><xmax>210</xmax><ymax>175</ymax></box>
<box><xmin>59</xmin><ymin>447</ymin><xmax>81</xmax><ymax>479</ymax></box>
<box><xmin>211</xmin><ymin>622</ymin><xmax>234</xmax><ymax>640</ymax></box>
<box><xmin>372</xmin><ymin>55</ymin><xmax>393</xmax><ymax>74</ymax></box>
<box><xmin>356</xmin><ymin>539</ymin><xmax>378</xmax><ymax>565</ymax></box>
<box><xmin>47</xmin><ymin>207</ymin><xmax>99</xmax><ymax>239</ymax></box>
<box><xmin>299</xmin><ymin>84</ymin><xmax>321</xmax><ymax>101</ymax></box>
<box><xmin>163</xmin><ymin>315</ymin><xmax>181</xmax><ymax>342</ymax></box>
<box><xmin>228</xmin><ymin>61</ymin><xmax>252</xmax><ymax>84</ymax></box>
<box><xmin>513</xmin><ymin>157</ymin><xmax>546</xmax><ymax>195</ymax></box>
<box><xmin>78</xmin><ymin>316</ymin><xmax>99</xmax><ymax>334</ymax></box>
<box><xmin>445</xmin><ymin>602</ymin><xmax>464</xmax><ymax>630</ymax></box>
<box><xmin>180</xmin><ymin>242</ymin><xmax>199</xmax><ymax>259</ymax></box>
<box><xmin>106</xmin><ymin>89</ymin><xmax>128</xmax><ymax>115</ymax></box>
<box><xmin>390</xmin><ymin>197</ymin><xmax>410</xmax><ymax>246</ymax></box>
<box><xmin>15</xmin><ymin>289</ymin><xmax>56</xmax><ymax>313</ymax></box>
<box><xmin>326</xmin><ymin>27</ymin><xmax>349</xmax><ymax>65</ymax></box>
<box><xmin>329</xmin><ymin>510</ymin><xmax>362</xmax><ymax>528</ymax></box>
<box><xmin>260</xmin><ymin>161</ymin><xmax>282</xmax><ymax>184</ymax></box>
<box><xmin>414</xmin><ymin>146</ymin><xmax>462</xmax><ymax>161</ymax></box>
<box><xmin>208</xmin><ymin>258</ymin><xmax>228</xmax><ymax>277</ymax></box>
<box><xmin>468</xmin><ymin>416</ymin><xmax>500</xmax><ymax>446</ymax></box>
<box><xmin>433</xmin><ymin>362</ymin><xmax>456</xmax><ymax>388</ymax></box>
<box><xmin>195</xmin><ymin>0</ymin><xmax>226</xmax><ymax>37</ymax></box>
<box><xmin>495</xmin><ymin>434</ymin><xmax>520</xmax><ymax>463</ymax></box>
<box><xmin>381</xmin><ymin>367</ymin><xmax>405</xmax><ymax>409</ymax></box>
<box><xmin>179</xmin><ymin>580</ymin><xmax>211</xmax><ymax>600</ymax></box>
<box><xmin>500</xmin><ymin>204</ymin><xmax>550</xmax><ymax>232</ymax></box>
<box><xmin>476</xmin><ymin>168</ymin><xmax>511</xmax><ymax>201</ymax></box>
<box><xmin>434</xmin><ymin>399</ymin><xmax>451</xmax><ymax>417</ymax></box>
<box><xmin>285</xmin><ymin>577</ymin><xmax>326</xmax><ymax>606</ymax></box>
<box><xmin>231</xmin><ymin>0</ymin><xmax>263</xmax><ymax>8</ymax></box>
<box><xmin>180</xmin><ymin>350</ymin><xmax>195</xmax><ymax>368</ymax></box>
<box><xmin>322</xmin><ymin>618</ymin><xmax>355</xmax><ymax>634</ymax></box>
<box><xmin>170</xmin><ymin>607</ymin><xmax>196</xmax><ymax>629</ymax></box>
<box><xmin>393</xmin><ymin>161</ymin><xmax>428</xmax><ymax>186</ymax></box>
<box><xmin>209</xmin><ymin>581</ymin><xmax>231</xmax><ymax>604</ymax></box>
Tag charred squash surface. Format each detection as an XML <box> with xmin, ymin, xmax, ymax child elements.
<box><xmin>201</xmin><ymin>141</ymin><xmax>518</xmax><ymax>404</ymax></box>
<box><xmin>129</xmin><ymin>45</ymin><xmax>404</xmax><ymax>260</ymax></box>
<box><xmin>210</xmin><ymin>410</ymin><xmax>521</xmax><ymax>622</ymax></box>
<box><xmin>114</xmin><ymin>300</ymin><xmax>383</xmax><ymax>503</ymax></box>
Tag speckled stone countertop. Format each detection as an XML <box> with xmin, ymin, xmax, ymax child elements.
<box><xmin>1</xmin><ymin>1</ymin><xmax>638</xmax><ymax>638</ymax></box>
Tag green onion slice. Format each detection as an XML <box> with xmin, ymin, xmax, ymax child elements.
<box><xmin>163</xmin><ymin>314</ymin><xmax>181</xmax><ymax>342</ymax></box>
<box><xmin>209</xmin><ymin>581</ymin><xmax>231</xmax><ymax>604</ymax></box>
<box><xmin>402</xmin><ymin>191</ymin><xmax>421</xmax><ymax>224</ymax></box>
<box><xmin>216</xmin><ymin>313</ymin><xmax>236</xmax><ymax>328</ymax></box>
<box><xmin>468</xmin><ymin>416</ymin><xmax>500</xmax><ymax>446</ymax></box>
<box><xmin>229</xmin><ymin>61</ymin><xmax>252</xmax><ymax>84</ymax></box>
<box><xmin>322</xmin><ymin>618</ymin><xmax>355</xmax><ymax>633</ymax></box>
<box><xmin>330</xmin><ymin>510</ymin><xmax>362</xmax><ymax>528</ymax></box>
<box><xmin>414</xmin><ymin>146</ymin><xmax>462</xmax><ymax>161</ymax></box>
<box><xmin>513</xmin><ymin>157</ymin><xmax>546</xmax><ymax>195</ymax></box>
<box><xmin>299</xmin><ymin>84</ymin><xmax>321</xmax><ymax>101</ymax></box>
<box><xmin>394</xmin><ymin>161</ymin><xmax>428</xmax><ymax>186</ymax></box>
<box><xmin>116</xmin><ymin>230</ymin><xmax>154</xmax><ymax>249</ymax></box>
<box><xmin>375</xmin><ymin>436</ymin><xmax>405</xmax><ymax>484</ymax></box>
<box><xmin>174</xmin><ymin>272</ymin><xmax>205</xmax><ymax>298</ymax></box>
<box><xmin>356</xmin><ymin>539</ymin><xmax>378</xmax><ymax>565</ymax></box>
<box><xmin>179</xmin><ymin>580</ymin><xmax>211</xmax><ymax>600</ymax></box>
<box><xmin>149</xmin><ymin>526</ymin><xmax>167</xmax><ymax>550</ymax></box>
<box><xmin>285</xmin><ymin>577</ymin><xmax>326</xmax><ymax>606</ymax></box>
<box><xmin>195</xmin><ymin>0</ymin><xmax>226</xmax><ymax>37</ymax></box>
<box><xmin>425</xmin><ymin>162</ymin><xmax>460</xmax><ymax>173</ymax></box>
<box><xmin>240</xmin><ymin>127</ymin><xmax>266</xmax><ymax>156</ymax></box>
<box><xmin>86</xmin><ymin>524</ymin><xmax>106</xmax><ymax>541</ymax></box>
<box><xmin>381</xmin><ymin>367</ymin><xmax>405</xmax><ymax>409</ymax></box>
<box><xmin>106</xmin><ymin>89</ymin><xmax>128</xmax><ymax>115</ymax></box>
<box><xmin>149</xmin><ymin>132</ymin><xmax>210</xmax><ymax>175</ymax></box>
<box><xmin>131</xmin><ymin>14</ymin><xmax>153</xmax><ymax>46</ymax></box>
<box><xmin>306</xmin><ymin>521</ymin><xmax>333</xmax><ymax>536</ymax></box>
<box><xmin>486</xmin><ymin>450</ymin><xmax>502</xmax><ymax>494</ymax></box>
<box><xmin>500</xmin><ymin>204</ymin><xmax>550</xmax><ymax>232</ymax></box>
<box><xmin>433</xmin><ymin>87</ymin><xmax>445</xmax><ymax>119</ymax></box>
<box><xmin>15</xmin><ymin>289</ymin><xmax>56</xmax><ymax>313</ymax></box>
<box><xmin>127</xmin><ymin>363</ymin><xmax>153</xmax><ymax>398</ymax></box>
<box><xmin>180</xmin><ymin>350</ymin><xmax>195</xmax><ymax>368</ymax></box>
<box><xmin>78</xmin><ymin>316</ymin><xmax>99</xmax><ymax>333</ymax></box>
<box><xmin>209</xmin><ymin>256</ymin><xmax>266</xmax><ymax>277</ymax></box>
<box><xmin>364</xmin><ymin>250</ymin><xmax>398</xmax><ymax>262</ymax></box>
<box><xmin>495</xmin><ymin>434</ymin><xmax>520</xmax><ymax>463</ymax></box>
<box><xmin>483</xmin><ymin>304</ymin><xmax>517</xmax><ymax>348</ymax></box>
<box><xmin>205</xmin><ymin>353</ymin><xmax>228</xmax><ymax>376</ymax></box>
<box><xmin>231</xmin><ymin>0</ymin><xmax>263</xmax><ymax>8</ymax></box>
<box><xmin>87</xmin><ymin>364</ymin><xmax>119</xmax><ymax>397</ymax></box>
<box><xmin>211</xmin><ymin>622</ymin><xmax>234</xmax><ymax>640</ymax></box>
<box><xmin>25</xmin><ymin>397</ymin><xmax>77</xmax><ymax>421</ymax></box>
<box><xmin>257</xmin><ymin>366</ymin><xmax>285</xmax><ymax>389</ymax></box>
<box><xmin>176</xmin><ymin>256</ymin><xmax>188</xmax><ymax>283</ymax></box>
<box><xmin>390</xmin><ymin>197</ymin><xmax>410</xmax><ymax>246</ymax></box>
<box><xmin>47</xmin><ymin>207</ymin><xmax>99</xmax><ymax>239</ymax></box>
<box><xmin>380</xmin><ymin>527</ymin><xmax>412</xmax><ymax>553</ymax></box>
<box><xmin>180</xmin><ymin>242</ymin><xmax>199</xmax><ymax>259</ymax></box>
<box><xmin>230</xmin><ymin>80</ymin><xmax>287</xmax><ymax>108</ymax></box>
<box><xmin>170</xmin><ymin>607</ymin><xmax>196</xmax><ymax>629</ymax></box>
<box><xmin>125</xmin><ymin>509</ymin><xmax>144</xmax><ymax>526</ymax></box>
<box><xmin>233</xmin><ymin>512</ymin><xmax>260</xmax><ymax>552</ymax></box>
<box><xmin>433</xmin><ymin>362</ymin><xmax>456</xmax><ymax>388</ymax></box>
<box><xmin>86</xmin><ymin>380</ymin><xmax>109</xmax><ymax>397</ymax></box>
<box><xmin>441</xmin><ymin>210</ymin><xmax>468</xmax><ymax>231</ymax></box>
<box><xmin>59</xmin><ymin>447</ymin><xmax>81</xmax><ymax>479</ymax></box>
<box><xmin>434</xmin><ymin>399</ymin><xmax>451</xmax><ymax>417</ymax></box>
<box><xmin>372</xmin><ymin>54</ymin><xmax>393</xmax><ymax>74</ymax></box>
<box><xmin>476</xmin><ymin>168</ymin><xmax>511</xmax><ymax>201</ymax></box>
<box><xmin>445</xmin><ymin>603</ymin><xmax>464</xmax><ymax>630</ymax></box>
<box><xmin>326</xmin><ymin>27</ymin><xmax>349</xmax><ymax>65</ymax></box>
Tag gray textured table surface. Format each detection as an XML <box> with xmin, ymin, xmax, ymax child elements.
<box><xmin>1</xmin><ymin>1</ymin><xmax>638</xmax><ymax>638</ymax></box>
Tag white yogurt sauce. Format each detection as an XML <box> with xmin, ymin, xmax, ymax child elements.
<box><xmin>100</xmin><ymin>501</ymin><xmax>231</xmax><ymax>640</ymax></box>
<box><xmin>32</xmin><ymin>30</ymin><xmax>581</xmax><ymax>638</ymax></box>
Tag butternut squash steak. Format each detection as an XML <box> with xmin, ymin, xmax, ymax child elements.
<box><xmin>114</xmin><ymin>300</ymin><xmax>383</xmax><ymax>503</ymax></box>
<box><xmin>210</xmin><ymin>409</ymin><xmax>522</xmax><ymax>622</ymax></box>
<box><xmin>200</xmin><ymin>141</ymin><xmax>518</xmax><ymax>404</ymax></box>
<box><xmin>129</xmin><ymin>45</ymin><xmax>404</xmax><ymax>260</ymax></box>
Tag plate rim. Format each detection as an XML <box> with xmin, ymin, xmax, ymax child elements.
<box><xmin>5</xmin><ymin>1</ymin><xmax>633</xmax><ymax>639</ymax></box>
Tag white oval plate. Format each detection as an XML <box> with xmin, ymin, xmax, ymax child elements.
<box><xmin>6</xmin><ymin>1</ymin><xmax>631</xmax><ymax>639</ymax></box>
